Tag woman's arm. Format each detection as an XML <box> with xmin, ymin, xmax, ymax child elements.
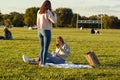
<box><xmin>57</xmin><ymin>44</ymin><xmax>70</xmax><ymax>57</ymax></box>
<box><xmin>47</xmin><ymin>10</ymin><xmax>57</xmax><ymax>23</ymax></box>
<box><xmin>36</xmin><ymin>10</ymin><xmax>40</xmax><ymax>28</ymax></box>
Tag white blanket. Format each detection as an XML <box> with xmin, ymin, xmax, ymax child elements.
<box><xmin>46</xmin><ymin>62</ymin><xmax>92</xmax><ymax>68</ymax></box>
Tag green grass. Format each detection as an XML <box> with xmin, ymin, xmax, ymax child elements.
<box><xmin>0</xmin><ymin>28</ymin><xmax>120</xmax><ymax>80</ymax></box>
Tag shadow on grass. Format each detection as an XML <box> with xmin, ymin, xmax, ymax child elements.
<box><xmin>98</xmin><ymin>54</ymin><xmax>119</xmax><ymax>58</ymax></box>
<box><xmin>105</xmin><ymin>62</ymin><xmax>120</xmax><ymax>67</ymax></box>
<box><xmin>14</xmin><ymin>38</ymin><xmax>38</xmax><ymax>41</ymax></box>
<box><xmin>98</xmin><ymin>54</ymin><xmax>120</xmax><ymax>67</ymax></box>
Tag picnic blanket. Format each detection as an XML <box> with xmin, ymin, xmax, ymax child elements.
<box><xmin>46</xmin><ymin>62</ymin><xmax>92</xmax><ymax>68</ymax></box>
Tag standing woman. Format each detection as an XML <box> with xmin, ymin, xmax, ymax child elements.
<box><xmin>37</xmin><ymin>0</ymin><xmax>57</xmax><ymax>67</ymax></box>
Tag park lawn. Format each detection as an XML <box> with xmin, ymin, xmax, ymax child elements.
<box><xmin>0</xmin><ymin>27</ymin><xmax>120</xmax><ymax>80</ymax></box>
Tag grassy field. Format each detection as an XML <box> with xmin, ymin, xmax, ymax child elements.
<box><xmin>0</xmin><ymin>27</ymin><xmax>120</xmax><ymax>80</ymax></box>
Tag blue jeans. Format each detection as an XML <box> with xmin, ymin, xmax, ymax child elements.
<box><xmin>46</xmin><ymin>53</ymin><xmax>65</xmax><ymax>64</ymax></box>
<box><xmin>38</xmin><ymin>29</ymin><xmax>51</xmax><ymax>64</ymax></box>
<box><xmin>0</xmin><ymin>36</ymin><xmax>5</xmax><ymax>40</ymax></box>
<box><xmin>5</xmin><ymin>33</ymin><xmax>13</xmax><ymax>40</ymax></box>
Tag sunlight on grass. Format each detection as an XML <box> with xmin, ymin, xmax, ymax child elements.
<box><xmin>0</xmin><ymin>28</ymin><xmax>120</xmax><ymax>80</ymax></box>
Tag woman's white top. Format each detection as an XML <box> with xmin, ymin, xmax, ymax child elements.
<box><xmin>37</xmin><ymin>9</ymin><xmax>57</xmax><ymax>30</ymax></box>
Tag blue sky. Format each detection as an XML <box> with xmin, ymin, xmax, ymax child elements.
<box><xmin>0</xmin><ymin>0</ymin><xmax>120</xmax><ymax>19</ymax></box>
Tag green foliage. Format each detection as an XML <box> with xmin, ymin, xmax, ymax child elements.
<box><xmin>4</xmin><ymin>19</ymin><xmax>12</xmax><ymax>28</ymax></box>
<box><xmin>24</xmin><ymin>7</ymin><xmax>39</xmax><ymax>26</ymax></box>
<box><xmin>102</xmin><ymin>15</ymin><xmax>120</xmax><ymax>29</ymax></box>
<box><xmin>0</xmin><ymin>13</ymin><xmax>3</xmax><ymax>25</ymax></box>
<box><xmin>55</xmin><ymin>8</ymin><xmax>73</xmax><ymax>27</ymax></box>
<box><xmin>0</xmin><ymin>28</ymin><xmax>120</xmax><ymax>80</ymax></box>
<box><xmin>71</xmin><ymin>13</ymin><xmax>77</xmax><ymax>28</ymax></box>
<box><xmin>10</xmin><ymin>12</ymin><xmax>24</xmax><ymax>27</ymax></box>
<box><xmin>0</xmin><ymin>7</ymin><xmax>120</xmax><ymax>29</ymax></box>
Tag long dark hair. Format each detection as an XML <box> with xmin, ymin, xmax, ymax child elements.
<box><xmin>39</xmin><ymin>0</ymin><xmax>52</xmax><ymax>14</ymax></box>
<box><xmin>57</xmin><ymin>36</ymin><xmax>64</xmax><ymax>44</ymax></box>
<box><xmin>4</xmin><ymin>27</ymin><xmax>11</xmax><ymax>35</ymax></box>
<box><xmin>4</xmin><ymin>28</ymin><xmax>9</xmax><ymax>33</ymax></box>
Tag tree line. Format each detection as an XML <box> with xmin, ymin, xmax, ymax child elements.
<box><xmin>0</xmin><ymin>7</ymin><xmax>120</xmax><ymax>29</ymax></box>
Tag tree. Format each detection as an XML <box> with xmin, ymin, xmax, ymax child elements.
<box><xmin>2</xmin><ymin>14</ymin><xmax>12</xmax><ymax>28</ymax></box>
<box><xmin>71</xmin><ymin>13</ymin><xmax>77</xmax><ymax>28</ymax></box>
<box><xmin>24</xmin><ymin>7</ymin><xmax>39</xmax><ymax>27</ymax></box>
<box><xmin>101</xmin><ymin>14</ymin><xmax>118</xmax><ymax>29</ymax></box>
<box><xmin>55</xmin><ymin>8</ymin><xmax>73</xmax><ymax>27</ymax></box>
<box><xmin>4</xmin><ymin>19</ymin><xmax>12</xmax><ymax>28</ymax></box>
<box><xmin>0</xmin><ymin>12</ymin><xmax>3</xmax><ymax>25</ymax></box>
<box><xmin>10</xmin><ymin>12</ymin><xmax>24</xmax><ymax>27</ymax></box>
<box><xmin>109</xmin><ymin>16</ymin><xmax>119</xmax><ymax>29</ymax></box>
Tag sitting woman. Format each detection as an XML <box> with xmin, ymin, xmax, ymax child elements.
<box><xmin>4</xmin><ymin>27</ymin><xmax>13</xmax><ymax>40</ymax></box>
<box><xmin>23</xmin><ymin>36</ymin><xmax>70</xmax><ymax>64</ymax></box>
<box><xmin>91</xmin><ymin>28</ymin><xmax>95</xmax><ymax>34</ymax></box>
